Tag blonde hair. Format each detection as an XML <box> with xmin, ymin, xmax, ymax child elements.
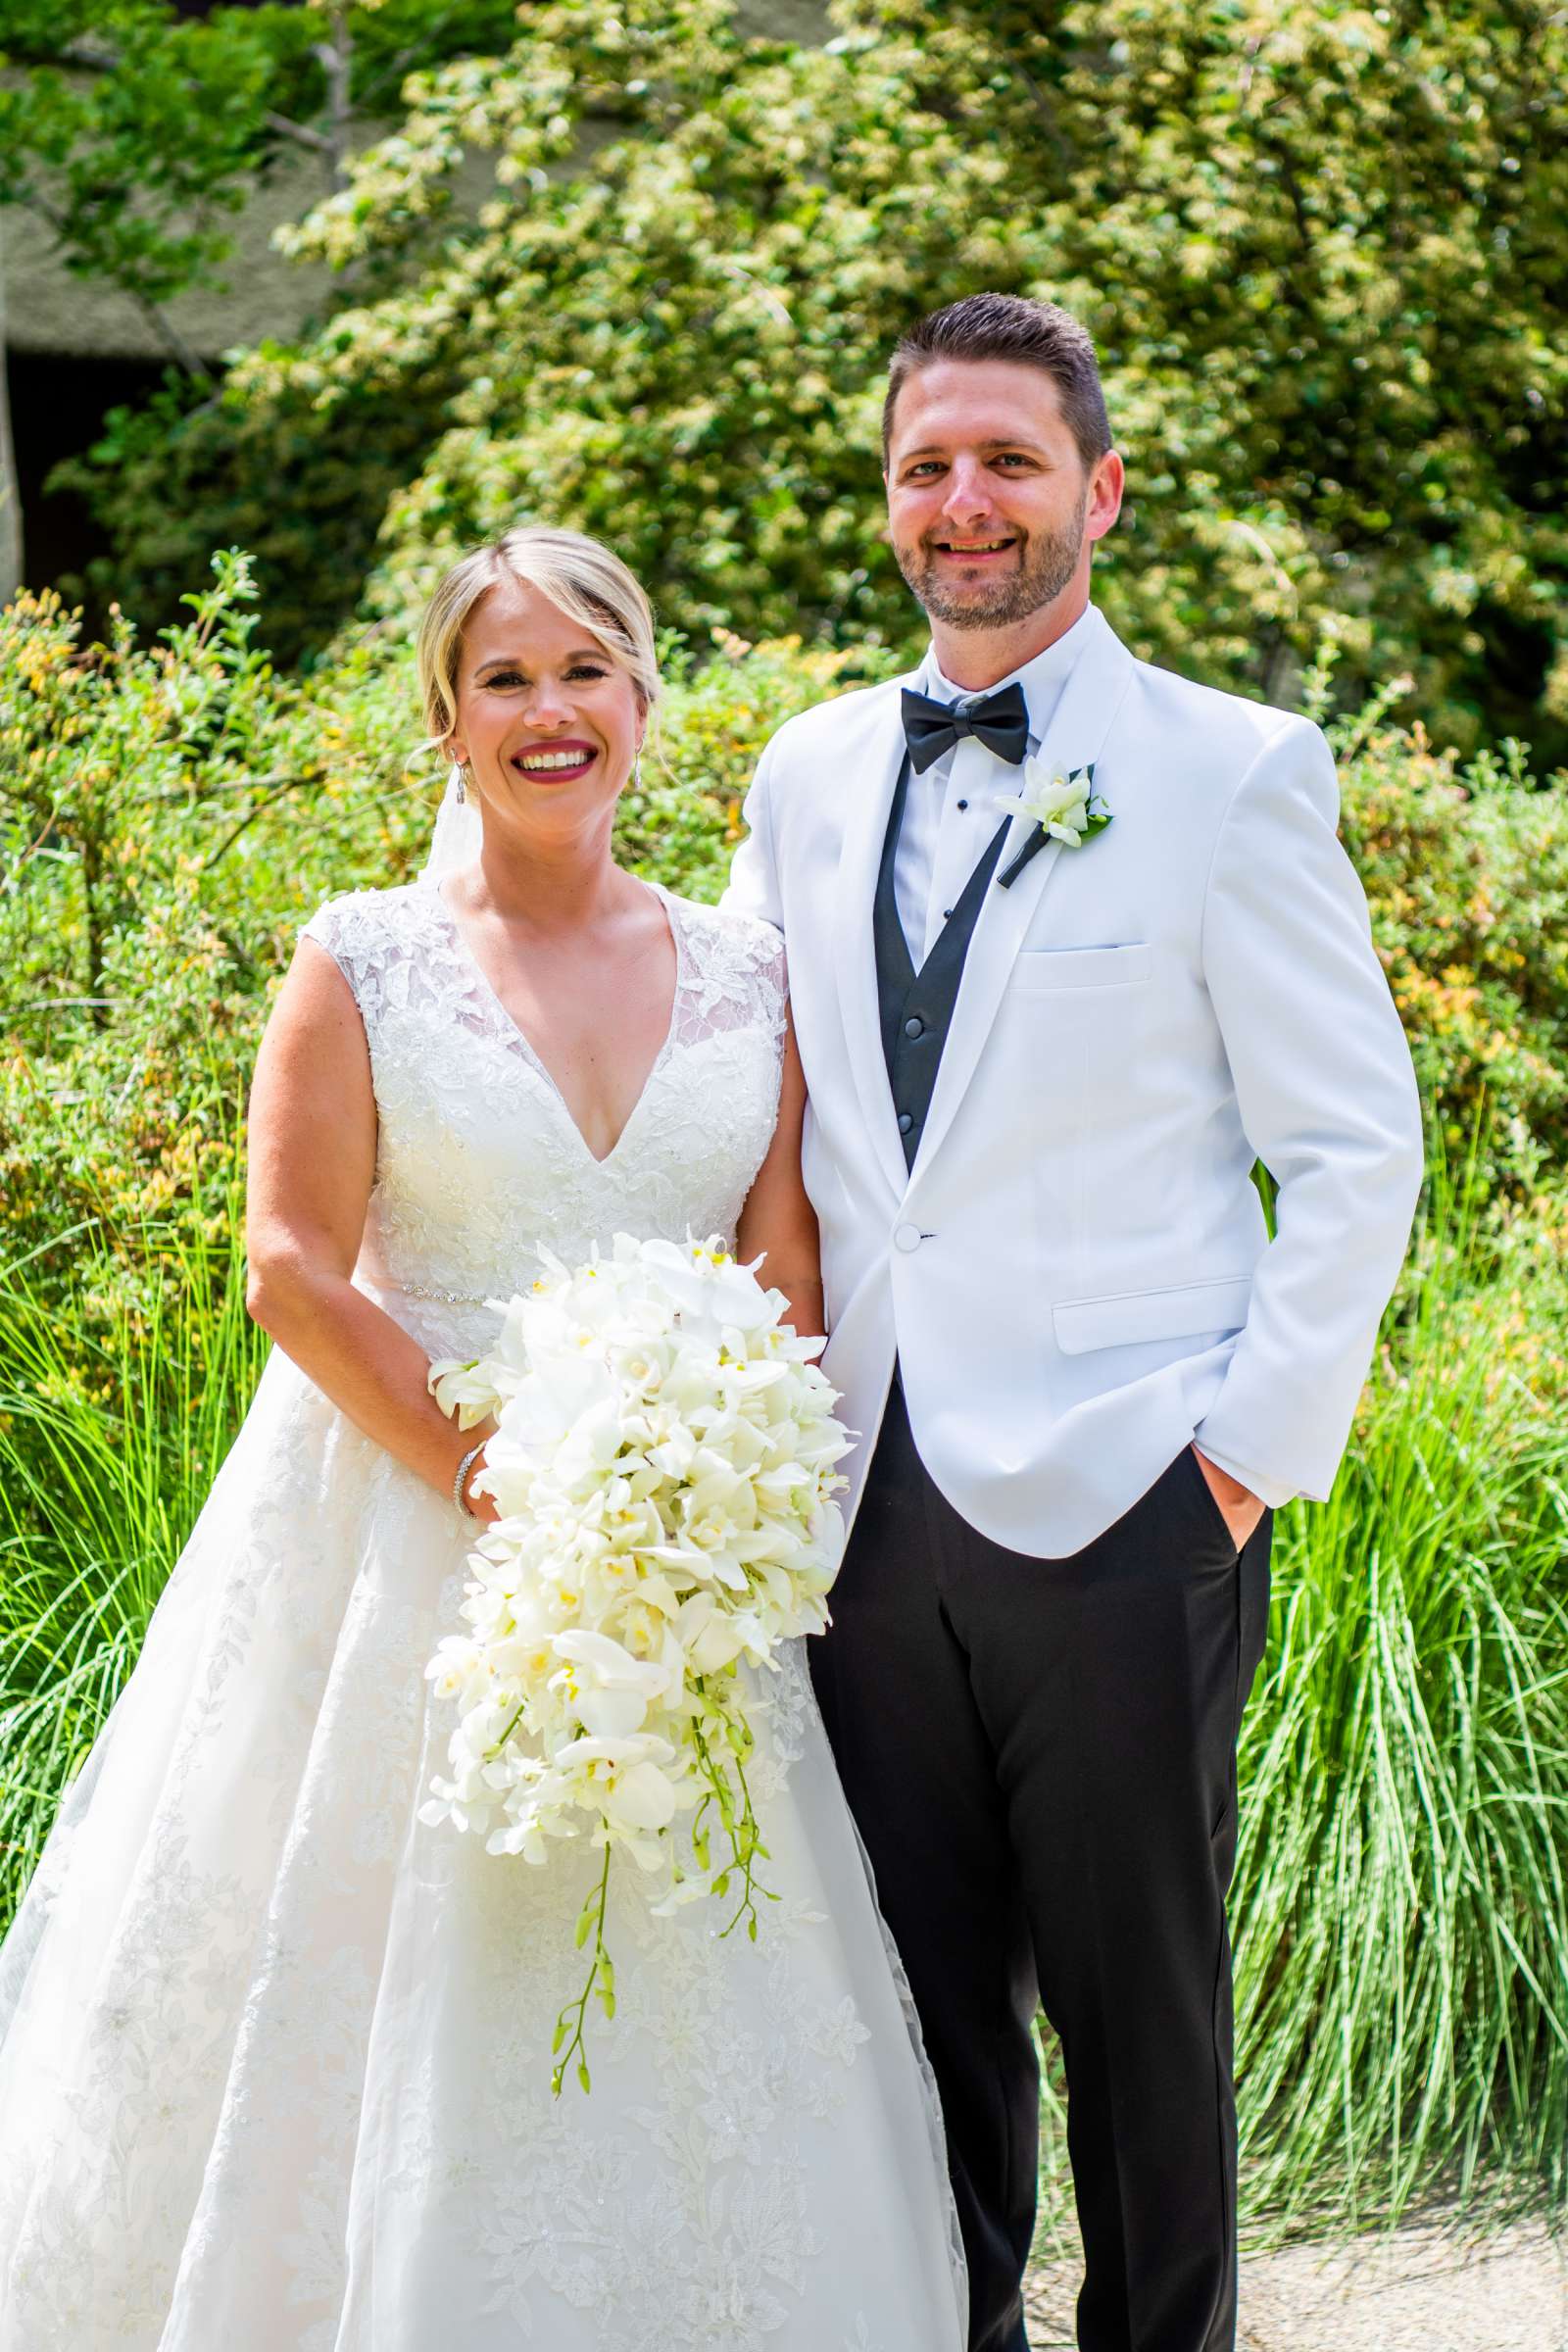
<box><xmin>416</xmin><ymin>525</ymin><xmax>661</xmax><ymax>750</ymax></box>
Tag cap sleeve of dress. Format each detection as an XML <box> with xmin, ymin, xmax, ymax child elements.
<box><xmin>298</xmin><ymin>890</ymin><xmax>397</xmax><ymax>1025</ymax></box>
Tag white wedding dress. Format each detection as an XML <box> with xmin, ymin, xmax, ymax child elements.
<box><xmin>0</xmin><ymin>876</ymin><xmax>966</xmax><ymax>2352</ymax></box>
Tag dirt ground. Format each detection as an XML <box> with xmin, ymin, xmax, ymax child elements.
<box><xmin>1023</xmin><ymin>2208</ymin><xmax>1568</xmax><ymax>2350</ymax></box>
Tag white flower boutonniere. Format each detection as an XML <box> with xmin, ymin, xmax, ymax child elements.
<box><xmin>995</xmin><ymin>759</ymin><xmax>1111</xmax><ymax>888</ymax></box>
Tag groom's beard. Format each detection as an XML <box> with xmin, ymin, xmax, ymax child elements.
<box><xmin>894</xmin><ymin>485</ymin><xmax>1089</xmax><ymax>632</ymax></box>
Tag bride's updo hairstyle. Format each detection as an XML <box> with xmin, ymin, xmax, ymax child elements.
<box><xmin>416</xmin><ymin>524</ymin><xmax>662</xmax><ymax>753</ymax></box>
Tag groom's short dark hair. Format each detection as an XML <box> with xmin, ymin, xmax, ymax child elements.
<box><xmin>882</xmin><ymin>293</ymin><xmax>1112</xmax><ymax>473</ymax></box>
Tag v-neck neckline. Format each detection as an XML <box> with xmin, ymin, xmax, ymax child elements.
<box><xmin>425</xmin><ymin>875</ymin><xmax>686</xmax><ymax>1170</ymax></box>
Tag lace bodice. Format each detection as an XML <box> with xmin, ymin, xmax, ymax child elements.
<box><xmin>302</xmin><ymin>879</ymin><xmax>789</xmax><ymax>1356</ymax></box>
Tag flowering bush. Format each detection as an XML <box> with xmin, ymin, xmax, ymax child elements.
<box><xmin>4</xmin><ymin>567</ymin><xmax>1567</xmax><ymax>1308</ymax></box>
<box><xmin>0</xmin><ymin>568</ymin><xmax>876</xmax><ymax>1303</ymax></box>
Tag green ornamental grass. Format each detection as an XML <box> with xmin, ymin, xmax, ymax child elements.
<box><xmin>1229</xmin><ymin>1153</ymin><xmax>1568</xmax><ymax>2227</ymax></box>
<box><xmin>1031</xmin><ymin>1145</ymin><xmax>1568</xmax><ymax>2234</ymax></box>
<box><xmin>0</xmin><ymin>1199</ymin><xmax>266</xmax><ymax>1928</ymax></box>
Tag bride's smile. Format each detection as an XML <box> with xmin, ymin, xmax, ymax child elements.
<box><xmin>449</xmin><ymin>569</ymin><xmax>645</xmax><ymax>834</ymax></box>
<box><xmin>512</xmin><ymin>740</ymin><xmax>598</xmax><ymax>779</ymax></box>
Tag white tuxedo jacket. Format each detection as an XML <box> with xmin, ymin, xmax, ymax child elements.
<box><xmin>723</xmin><ymin>605</ymin><xmax>1424</xmax><ymax>1557</ymax></box>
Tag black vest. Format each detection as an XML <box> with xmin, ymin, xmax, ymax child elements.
<box><xmin>872</xmin><ymin>752</ymin><xmax>1012</xmax><ymax>1173</ymax></box>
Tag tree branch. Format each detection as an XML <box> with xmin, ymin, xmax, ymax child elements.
<box><xmin>200</xmin><ymin>774</ymin><xmax>321</xmax><ymax>870</ymax></box>
<box><xmin>263</xmin><ymin>111</ymin><xmax>333</xmax><ymax>157</ymax></box>
<box><xmin>316</xmin><ymin>6</ymin><xmax>356</xmax><ymax>192</ymax></box>
<box><xmin>16</xmin><ymin>184</ymin><xmax>214</xmax><ymax>381</ymax></box>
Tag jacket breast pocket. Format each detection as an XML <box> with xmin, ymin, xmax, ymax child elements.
<box><xmin>1006</xmin><ymin>943</ymin><xmax>1152</xmax><ymax>993</ymax></box>
<box><xmin>1052</xmin><ymin>1273</ymin><xmax>1253</xmax><ymax>1356</ymax></box>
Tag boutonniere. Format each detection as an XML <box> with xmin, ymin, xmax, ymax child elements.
<box><xmin>995</xmin><ymin>760</ymin><xmax>1111</xmax><ymax>889</ymax></box>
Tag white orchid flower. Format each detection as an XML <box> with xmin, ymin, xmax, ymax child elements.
<box><xmin>552</xmin><ymin>1629</ymin><xmax>673</xmax><ymax>1739</ymax></box>
<box><xmin>426</xmin><ymin>1355</ymin><xmax>503</xmax><ymax>1430</ymax></box>
<box><xmin>671</xmin><ymin>1590</ymin><xmax>748</xmax><ymax>1674</ymax></box>
<box><xmin>552</xmin><ymin>1731</ymin><xmax>688</xmax><ymax>1840</ymax></box>
<box><xmin>995</xmin><ymin>755</ymin><xmax>1107</xmax><ymax>852</ymax></box>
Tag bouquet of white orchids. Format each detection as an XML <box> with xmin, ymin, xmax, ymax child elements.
<box><xmin>421</xmin><ymin>1234</ymin><xmax>852</xmax><ymax>2093</ymax></box>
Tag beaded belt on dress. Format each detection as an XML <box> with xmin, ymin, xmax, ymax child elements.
<box><xmin>375</xmin><ymin>1278</ymin><xmax>493</xmax><ymax>1306</ymax></box>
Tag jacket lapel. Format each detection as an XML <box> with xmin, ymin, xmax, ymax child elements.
<box><xmin>832</xmin><ymin>676</ymin><xmax>917</xmax><ymax>1201</ymax></box>
<box><xmin>908</xmin><ymin>612</ymin><xmax>1136</xmax><ymax>1185</ymax></box>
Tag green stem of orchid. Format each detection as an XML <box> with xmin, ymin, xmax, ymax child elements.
<box><xmin>551</xmin><ymin>1841</ymin><xmax>612</xmax><ymax>2098</ymax></box>
<box><xmin>692</xmin><ymin>1675</ymin><xmax>774</xmax><ymax>1944</ymax></box>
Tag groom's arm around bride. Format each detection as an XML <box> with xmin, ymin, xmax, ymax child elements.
<box><xmin>723</xmin><ymin>291</ymin><xmax>1423</xmax><ymax>2352</ymax></box>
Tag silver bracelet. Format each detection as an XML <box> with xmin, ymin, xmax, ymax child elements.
<box><xmin>452</xmin><ymin>1439</ymin><xmax>486</xmax><ymax>1517</ymax></box>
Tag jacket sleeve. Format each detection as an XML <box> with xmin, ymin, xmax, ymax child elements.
<box><xmin>1192</xmin><ymin>715</ymin><xmax>1424</xmax><ymax>1505</ymax></box>
<box><xmin>720</xmin><ymin>737</ymin><xmax>785</xmax><ymax>930</ymax></box>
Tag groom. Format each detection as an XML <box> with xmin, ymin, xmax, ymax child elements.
<box><xmin>724</xmin><ymin>292</ymin><xmax>1423</xmax><ymax>2352</ymax></box>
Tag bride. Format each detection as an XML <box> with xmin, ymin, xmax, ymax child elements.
<box><xmin>0</xmin><ymin>527</ymin><xmax>966</xmax><ymax>2350</ymax></box>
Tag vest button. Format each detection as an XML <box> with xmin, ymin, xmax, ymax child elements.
<box><xmin>897</xmin><ymin>1111</ymin><xmax>913</xmax><ymax>1134</ymax></box>
<box><xmin>904</xmin><ymin>1015</ymin><xmax>925</xmax><ymax>1039</ymax></box>
<box><xmin>894</xmin><ymin>1222</ymin><xmax>922</xmax><ymax>1253</ymax></box>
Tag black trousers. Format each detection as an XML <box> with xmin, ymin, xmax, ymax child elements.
<box><xmin>809</xmin><ymin>1381</ymin><xmax>1272</xmax><ymax>2352</ymax></box>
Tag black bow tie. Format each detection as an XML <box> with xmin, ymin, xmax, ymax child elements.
<box><xmin>901</xmin><ymin>680</ymin><xmax>1030</xmax><ymax>775</ymax></box>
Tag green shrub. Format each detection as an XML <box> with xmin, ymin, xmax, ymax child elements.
<box><xmin>6</xmin><ymin>567</ymin><xmax>1568</xmax><ymax>1288</ymax></box>
<box><xmin>0</xmin><ymin>569</ymin><xmax>889</xmax><ymax>1287</ymax></box>
<box><xmin>1317</xmin><ymin>651</ymin><xmax>1568</xmax><ymax>1200</ymax></box>
<box><xmin>68</xmin><ymin>0</ymin><xmax>1568</xmax><ymax>761</ymax></box>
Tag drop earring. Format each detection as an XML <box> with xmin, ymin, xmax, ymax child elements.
<box><xmin>452</xmin><ymin>759</ymin><xmax>467</xmax><ymax>805</ymax></box>
<box><xmin>632</xmin><ymin>749</ymin><xmax>643</xmax><ymax>789</ymax></box>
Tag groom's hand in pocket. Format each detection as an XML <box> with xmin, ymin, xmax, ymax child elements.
<box><xmin>1191</xmin><ymin>1446</ymin><xmax>1267</xmax><ymax>1551</ymax></box>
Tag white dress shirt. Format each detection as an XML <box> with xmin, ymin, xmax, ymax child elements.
<box><xmin>892</xmin><ymin>605</ymin><xmax>1099</xmax><ymax>966</ymax></box>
